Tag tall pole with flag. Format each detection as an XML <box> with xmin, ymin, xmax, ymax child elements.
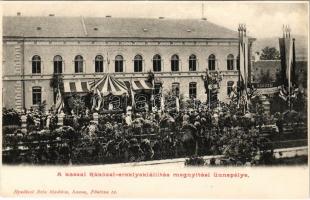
<box><xmin>55</xmin><ymin>87</ymin><xmax>64</xmax><ymax>114</ymax></box>
<box><xmin>106</xmin><ymin>52</ymin><xmax>110</xmax><ymax>73</ymax></box>
<box><xmin>130</xmin><ymin>78</ymin><xmax>135</xmax><ymax>111</ymax></box>
<box><xmin>238</xmin><ymin>24</ymin><xmax>249</xmax><ymax>111</ymax></box>
<box><xmin>279</xmin><ymin>25</ymin><xmax>296</xmax><ymax>110</ymax></box>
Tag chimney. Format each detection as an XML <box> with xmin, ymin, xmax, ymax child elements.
<box><xmin>17</xmin><ymin>12</ymin><xmax>21</xmax><ymax>16</ymax></box>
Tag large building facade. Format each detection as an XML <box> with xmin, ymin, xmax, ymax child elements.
<box><xmin>2</xmin><ymin>16</ymin><xmax>255</xmax><ymax>110</ymax></box>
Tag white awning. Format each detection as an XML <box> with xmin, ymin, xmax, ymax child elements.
<box><xmin>63</xmin><ymin>80</ymin><xmax>91</xmax><ymax>93</ymax></box>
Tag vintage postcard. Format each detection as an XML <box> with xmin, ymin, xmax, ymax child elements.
<box><xmin>0</xmin><ymin>1</ymin><xmax>309</xmax><ymax>198</ymax></box>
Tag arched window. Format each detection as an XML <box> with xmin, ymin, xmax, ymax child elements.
<box><xmin>153</xmin><ymin>54</ymin><xmax>161</xmax><ymax>72</ymax></box>
<box><xmin>208</xmin><ymin>54</ymin><xmax>216</xmax><ymax>71</ymax></box>
<box><xmin>172</xmin><ymin>82</ymin><xmax>180</xmax><ymax>97</ymax></box>
<box><xmin>32</xmin><ymin>86</ymin><xmax>42</xmax><ymax>105</ymax></box>
<box><xmin>134</xmin><ymin>55</ymin><xmax>143</xmax><ymax>72</ymax></box>
<box><xmin>95</xmin><ymin>55</ymin><xmax>104</xmax><ymax>73</ymax></box>
<box><xmin>189</xmin><ymin>54</ymin><xmax>197</xmax><ymax>71</ymax></box>
<box><xmin>53</xmin><ymin>55</ymin><xmax>62</xmax><ymax>74</ymax></box>
<box><xmin>227</xmin><ymin>81</ymin><xmax>234</xmax><ymax>96</ymax></box>
<box><xmin>189</xmin><ymin>82</ymin><xmax>197</xmax><ymax>98</ymax></box>
<box><xmin>227</xmin><ymin>54</ymin><xmax>234</xmax><ymax>70</ymax></box>
<box><xmin>32</xmin><ymin>55</ymin><xmax>41</xmax><ymax>74</ymax></box>
<box><xmin>171</xmin><ymin>54</ymin><xmax>179</xmax><ymax>72</ymax></box>
<box><xmin>74</xmin><ymin>55</ymin><xmax>83</xmax><ymax>73</ymax></box>
<box><xmin>115</xmin><ymin>55</ymin><xmax>123</xmax><ymax>72</ymax></box>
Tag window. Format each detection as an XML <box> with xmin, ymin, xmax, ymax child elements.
<box><xmin>115</xmin><ymin>55</ymin><xmax>123</xmax><ymax>72</ymax></box>
<box><xmin>74</xmin><ymin>55</ymin><xmax>83</xmax><ymax>73</ymax></box>
<box><xmin>53</xmin><ymin>55</ymin><xmax>62</xmax><ymax>74</ymax></box>
<box><xmin>189</xmin><ymin>82</ymin><xmax>197</xmax><ymax>98</ymax></box>
<box><xmin>32</xmin><ymin>87</ymin><xmax>42</xmax><ymax>105</ymax></box>
<box><xmin>95</xmin><ymin>55</ymin><xmax>104</xmax><ymax>73</ymax></box>
<box><xmin>208</xmin><ymin>54</ymin><xmax>216</xmax><ymax>71</ymax></box>
<box><xmin>227</xmin><ymin>81</ymin><xmax>234</xmax><ymax>96</ymax></box>
<box><xmin>189</xmin><ymin>54</ymin><xmax>197</xmax><ymax>71</ymax></box>
<box><xmin>227</xmin><ymin>54</ymin><xmax>234</xmax><ymax>70</ymax></box>
<box><xmin>153</xmin><ymin>54</ymin><xmax>161</xmax><ymax>72</ymax></box>
<box><xmin>134</xmin><ymin>55</ymin><xmax>143</xmax><ymax>72</ymax></box>
<box><xmin>171</xmin><ymin>54</ymin><xmax>179</xmax><ymax>72</ymax></box>
<box><xmin>32</xmin><ymin>55</ymin><xmax>41</xmax><ymax>74</ymax></box>
<box><xmin>172</xmin><ymin>82</ymin><xmax>180</xmax><ymax>97</ymax></box>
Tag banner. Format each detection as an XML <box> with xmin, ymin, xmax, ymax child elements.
<box><xmin>55</xmin><ymin>89</ymin><xmax>64</xmax><ymax>114</ymax></box>
<box><xmin>255</xmin><ymin>87</ymin><xmax>280</xmax><ymax>95</ymax></box>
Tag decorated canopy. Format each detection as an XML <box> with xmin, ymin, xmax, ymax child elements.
<box><xmin>63</xmin><ymin>80</ymin><xmax>91</xmax><ymax>93</ymax></box>
<box><xmin>124</xmin><ymin>80</ymin><xmax>153</xmax><ymax>92</ymax></box>
<box><xmin>90</xmin><ymin>74</ymin><xmax>129</xmax><ymax>96</ymax></box>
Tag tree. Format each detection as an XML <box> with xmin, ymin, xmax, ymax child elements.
<box><xmin>50</xmin><ymin>73</ymin><xmax>64</xmax><ymax>103</ymax></box>
<box><xmin>67</xmin><ymin>95</ymin><xmax>86</xmax><ymax>115</ymax></box>
<box><xmin>260</xmin><ymin>46</ymin><xmax>280</xmax><ymax>60</ymax></box>
<box><xmin>259</xmin><ymin>69</ymin><xmax>273</xmax><ymax>83</ymax></box>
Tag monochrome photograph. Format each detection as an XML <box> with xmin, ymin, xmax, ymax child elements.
<box><xmin>0</xmin><ymin>1</ymin><xmax>309</xmax><ymax>198</ymax></box>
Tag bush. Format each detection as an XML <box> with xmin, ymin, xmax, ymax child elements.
<box><xmin>185</xmin><ymin>156</ymin><xmax>205</xmax><ymax>166</ymax></box>
<box><xmin>2</xmin><ymin>125</ymin><xmax>21</xmax><ymax>136</ymax></box>
<box><xmin>3</xmin><ymin>108</ymin><xmax>21</xmax><ymax>126</ymax></box>
<box><xmin>53</xmin><ymin>126</ymin><xmax>80</xmax><ymax>140</ymax></box>
<box><xmin>221</xmin><ymin>127</ymin><xmax>273</xmax><ymax>164</ymax></box>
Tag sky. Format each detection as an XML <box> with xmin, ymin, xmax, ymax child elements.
<box><xmin>1</xmin><ymin>1</ymin><xmax>309</xmax><ymax>38</ymax></box>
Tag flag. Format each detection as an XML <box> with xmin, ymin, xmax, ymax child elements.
<box><xmin>130</xmin><ymin>79</ymin><xmax>135</xmax><ymax>108</ymax></box>
<box><xmin>239</xmin><ymin>31</ymin><xmax>248</xmax><ymax>91</ymax></box>
<box><xmin>291</xmin><ymin>38</ymin><xmax>296</xmax><ymax>87</ymax></box>
<box><xmin>95</xmin><ymin>88</ymin><xmax>103</xmax><ymax>111</ymax></box>
<box><xmin>279</xmin><ymin>26</ymin><xmax>296</xmax><ymax>88</ymax></box>
<box><xmin>175</xmin><ymin>96</ymin><xmax>180</xmax><ymax>112</ymax></box>
<box><xmin>279</xmin><ymin>87</ymin><xmax>288</xmax><ymax>101</ymax></box>
<box><xmin>278</xmin><ymin>25</ymin><xmax>297</xmax><ymax>105</ymax></box>
<box><xmin>237</xmin><ymin>24</ymin><xmax>249</xmax><ymax>110</ymax></box>
<box><xmin>91</xmin><ymin>95</ymin><xmax>96</xmax><ymax>110</ymax></box>
<box><xmin>150</xmin><ymin>79</ymin><xmax>155</xmax><ymax>110</ymax></box>
<box><xmin>55</xmin><ymin>89</ymin><xmax>64</xmax><ymax>114</ymax></box>
<box><xmin>160</xmin><ymin>87</ymin><xmax>165</xmax><ymax>111</ymax></box>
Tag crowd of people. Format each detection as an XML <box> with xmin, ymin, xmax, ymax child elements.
<box><xmin>2</xmin><ymin>98</ymin><xmax>306</xmax><ymax>165</ymax></box>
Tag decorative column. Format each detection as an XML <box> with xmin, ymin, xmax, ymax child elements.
<box><xmin>92</xmin><ymin>112</ymin><xmax>99</xmax><ymax>124</ymax></box>
<box><xmin>259</xmin><ymin>95</ymin><xmax>270</xmax><ymax>114</ymax></box>
<box><xmin>57</xmin><ymin>111</ymin><xmax>65</xmax><ymax>126</ymax></box>
<box><xmin>21</xmin><ymin>115</ymin><xmax>27</xmax><ymax>134</ymax></box>
<box><xmin>46</xmin><ymin>114</ymin><xmax>51</xmax><ymax>129</ymax></box>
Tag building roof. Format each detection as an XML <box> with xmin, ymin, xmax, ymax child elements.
<box><xmin>253</xmin><ymin>60</ymin><xmax>281</xmax><ymax>69</ymax></box>
<box><xmin>3</xmin><ymin>16</ymin><xmax>240</xmax><ymax>39</ymax></box>
<box><xmin>253</xmin><ymin>60</ymin><xmax>307</xmax><ymax>71</ymax></box>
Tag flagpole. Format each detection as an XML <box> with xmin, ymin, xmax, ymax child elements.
<box><xmin>208</xmin><ymin>89</ymin><xmax>211</xmax><ymax>109</ymax></box>
<box><xmin>238</xmin><ymin>24</ymin><xmax>241</xmax><ymax>108</ymax></box>
<box><xmin>107</xmin><ymin>52</ymin><xmax>110</xmax><ymax>73</ymax></box>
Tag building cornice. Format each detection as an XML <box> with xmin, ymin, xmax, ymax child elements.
<box><xmin>3</xmin><ymin>70</ymin><xmax>240</xmax><ymax>81</ymax></box>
